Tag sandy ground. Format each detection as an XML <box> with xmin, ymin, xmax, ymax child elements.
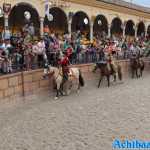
<box><xmin>0</xmin><ymin>74</ymin><xmax>150</xmax><ymax>150</ymax></box>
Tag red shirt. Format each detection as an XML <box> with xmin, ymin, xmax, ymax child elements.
<box><xmin>60</xmin><ymin>56</ymin><xmax>69</xmax><ymax>66</ymax></box>
<box><xmin>66</xmin><ymin>47</ymin><xmax>73</xmax><ymax>57</ymax></box>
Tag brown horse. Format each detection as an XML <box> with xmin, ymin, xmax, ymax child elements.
<box><xmin>130</xmin><ymin>57</ymin><xmax>145</xmax><ymax>78</ymax></box>
<box><xmin>93</xmin><ymin>62</ymin><xmax>122</xmax><ymax>88</ymax></box>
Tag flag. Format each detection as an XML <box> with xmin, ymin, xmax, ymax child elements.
<box><xmin>45</xmin><ymin>0</ymin><xmax>49</xmax><ymax>16</ymax></box>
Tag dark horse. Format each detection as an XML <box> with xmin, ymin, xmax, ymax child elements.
<box><xmin>130</xmin><ymin>56</ymin><xmax>145</xmax><ymax>78</ymax></box>
<box><xmin>93</xmin><ymin>62</ymin><xmax>122</xmax><ymax>88</ymax></box>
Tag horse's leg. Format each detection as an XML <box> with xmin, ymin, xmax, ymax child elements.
<box><xmin>61</xmin><ymin>79</ymin><xmax>67</xmax><ymax>96</ymax></box>
<box><xmin>98</xmin><ymin>75</ymin><xmax>103</xmax><ymax>88</ymax></box>
<box><xmin>59</xmin><ymin>84</ymin><xmax>64</xmax><ymax>96</ymax></box>
<box><xmin>77</xmin><ymin>79</ymin><xmax>80</xmax><ymax>93</ymax></box>
<box><xmin>140</xmin><ymin>65</ymin><xmax>144</xmax><ymax>77</ymax></box>
<box><xmin>136</xmin><ymin>69</ymin><xmax>139</xmax><ymax>78</ymax></box>
<box><xmin>113</xmin><ymin>73</ymin><xmax>117</xmax><ymax>82</ymax></box>
<box><xmin>55</xmin><ymin>80</ymin><xmax>61</xmax><ymax>99</ymax></box>
<box><xmin>118</xmin><ymin>66</ymin><xmax>122</xmax><ymax>81</ymax></box>
<box><xmin>69</xmin><ymin>79</ymin><xmax>73</xmax><ymax>90</ymax></box>
<box><xmin>140</xmin><ymin>69</ymin><xmax>143</xmax><ymax>77</ymax></box>
<box><xmin>93</xmin><ymin>65</ymin><xmax>97</xmax><ymax>73</ymax></box>
<box><xmin>67</xmin><ymin>80</ymin><xmax>72</xmax><ymax>95</ymax></box>
<box><xmin>55</xmin><ymin>88</ymin><xmax>59</xmax><ymax>100</ymax></box>
<box><xmin>107</xmin><ymin>75</ymin><xmax>110</xmax><ymax>87</ymax></box>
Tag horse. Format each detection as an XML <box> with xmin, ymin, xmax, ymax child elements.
<box><xmin>130</xmin><ymin>56</ymin><xmax>145</xmax><ymax>78</ymax></box>
<box><xmin>43</xmin><ymin>65</ymin><xmax>84</xmax><ymax>99</ymax></box>
<box><xmin>93</xmin><ymin>62</ymin><xmax>122</xmax><ymax>88</ymax></box>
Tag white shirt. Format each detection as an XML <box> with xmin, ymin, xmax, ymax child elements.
<box><xmin>37</xmin><ymin>41</ymin><xmax>46</xmax><ymax>54</ymax></box>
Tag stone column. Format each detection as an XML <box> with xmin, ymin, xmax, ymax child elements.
<box><xmin>90</xmin><ymin>21</ymin><xmax>94</xmax><ymax>43</ymax></box>
<box><xmin>135</xmin><ymin>26</ymin><xmax>137</xmax><ymax>38</ymax></box>
<box><xmin>145</xmin><ymin>28</ymin><xmax>147</xmax><ymax>37</ymax></box>
<box><xmin>108</xmin><ymin>24</ymin><xmax>111</xmax><ymax>38</ymax></box>
<box><xmin>4</xmin><ymin>15</ymin><xmax>8</xmax><ymax>28</ymax></box>
<box><xmin>123</xmin><ymin>28</ymin><xmax>125</xmax><ymax>38</ymax></box>
<box><xmin>40</xmin><ymin>17</ymin><xmax>44</xmax><ymax>37</ymax></box>
<box><xmin>123</xmin><ymin>25</ymin><xmax>125</xmax><ymax>38</ymax></box>
<box><xmin>3</xmin><ymin>14</ymin><xmax>10</xmax><ymax>39</ymax></box>
<box><xmin>68</xmin><ymin>19</ymin><xmax>72</xmax><ymax>38</ymax></box>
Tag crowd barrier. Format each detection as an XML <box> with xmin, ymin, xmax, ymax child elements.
<box><xmin>0</xmin><ymin>59</ymin><xmax>149</xmax><ymax>101</ymax></box>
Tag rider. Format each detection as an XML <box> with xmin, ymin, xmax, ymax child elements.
<box><xmin>107</xmin><ymin>52</ymin><xmax>117</xmax><ymax>73</ymax></box>
<box><xmin>93</xmin><ymin>48</ymin><xmax>107</xmax><ymax>73</ymax></box>
<box><xmin>98</xmin><ymin>48</ymin><xmax>107</xmax><ymax>64</ymax></box>
<box><xmin>58</xmin><ymin>52</ymin><xmax>70</xmax><ymax>82</ymax></box>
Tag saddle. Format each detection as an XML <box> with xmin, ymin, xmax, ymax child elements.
<box><xmin>97</xmin><ymin>61</ymin><xmax>107</xmax><ymax>67</ymax></box>
<box><xmin>62</xmin><ymin>67</ymin><xmax>74</xmax><ymax>78</ymax></box>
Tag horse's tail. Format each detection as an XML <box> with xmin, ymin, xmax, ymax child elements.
<box><xmin>117</xmin><ymin>65</ymin><xmax>122</xmax><ymax>81</ymax></box>
<box><xmin>79</xmin><ymin>69</ymin><xmax>85</xmax><ymax>87</ymax></box>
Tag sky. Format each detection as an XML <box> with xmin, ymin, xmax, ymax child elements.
<box><xmin>124</xmin><ymin>0</ymin><xmax>150</xmax><ymax>7</ymax></box>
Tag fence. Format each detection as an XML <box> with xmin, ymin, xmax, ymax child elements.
<box><xmin>0</xmin><ymin>59</ymin><xmax>150</xmax><ymax>101</ymax></box>
<box><xmin>0</xmin><ymin>50</ymin><xmax>136</xmax><ymax>76</ymax></box>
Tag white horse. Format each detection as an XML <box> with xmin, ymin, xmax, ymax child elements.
<box><xmin>43</xmin><ymin>65</ymin><xmax>85</xmax><ymax>99</ymax></box>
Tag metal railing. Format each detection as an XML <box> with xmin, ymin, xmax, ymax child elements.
<box><xmin>0</xmin><ymin>49</ymin><xmax>149</xmax><ymax>76</ymax></box>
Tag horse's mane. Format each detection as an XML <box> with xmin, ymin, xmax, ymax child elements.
<box><xmin>48</xmin><ymin>66</ymin><xmax>62</xmax><ymax>74</ymax></box>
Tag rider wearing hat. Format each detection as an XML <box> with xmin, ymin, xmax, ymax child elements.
<box><xmin>107</xmin><ymin>52</ymin><xmax>117</xmax><ymax>73</ymax></box>
<box><xmin>58</xmin><ymin>52</ymin><xmax>70</xmax><ymax>82</ymax></box>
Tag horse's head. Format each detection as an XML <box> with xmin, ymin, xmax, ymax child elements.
<box><xmin>43</xmin><ymin>65</ymin><xmax>55</xmax><ymax>79</ymax></box>
<box><xmin>50</xmin><ymin>65</ymin><xmax>57</xmax><ymax>73</ymax></box>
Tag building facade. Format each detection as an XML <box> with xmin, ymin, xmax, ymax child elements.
<box><xmin>0</xmin><ymin>0</ymin><xmax>150</xmax><ymax>40</ymax></box>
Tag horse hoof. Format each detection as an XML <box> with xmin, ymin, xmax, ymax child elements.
<box><xmin>54</xmin><ymin>97</ymin><xmax>58</xmax><ymax>100</ymax></box>
<box><xmin>63</xmin><ymin>92</ymin><xmax>66</xmax><ymax>96</ymax></box>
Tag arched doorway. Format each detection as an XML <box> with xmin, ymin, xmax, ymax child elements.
<box><xmin>125</xmin><ymin>20</ymin><xmax>135</xmax><ymax>36</ymax></box>
<box><xmin>71</xmin><ymin>11</ymin><xmax>90</xmax><ymax>36</ymax></box>
<box><xmin>137</xmin><ymin>21</ymin><xmax>145</xmax><ymax>37</ymax></box>
<box><xmin>9</xmin><ymin>3</ymin><xmax>40</xmax><ymax>35</ymax></box>
<box><xmin>44</xmin><ymin>7</ymin><xmax>68</xmax><ymax>34</ymax></box>
<box><xmin>147</xmin><ymin>25</ymin><xmax>150</xmax><ymax>38</ymax></box>
<box><xmin>111</xmin><ymin>17</ymin><xmax>123</xmax><ymax>37</ymax></box>
<box><xmin>0</xmin><ymin>17</ymin><xmax>4</xmax><ymax>38</ymax></box>
<box><xmin>93</xmin><ymin>15</ymin><xmax>108</xmax><ymax>37</ymax></box>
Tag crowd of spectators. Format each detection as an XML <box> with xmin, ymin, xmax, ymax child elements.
<box><xmin>0</xmin><ymin>26</ymin><xmax>149</xmax><ymax>75</ymax></box>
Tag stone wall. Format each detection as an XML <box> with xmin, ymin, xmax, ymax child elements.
<box><xmin>0</xmin><ymin>60</ymin><xmax>149</xmax><ymax>100</ymax></box>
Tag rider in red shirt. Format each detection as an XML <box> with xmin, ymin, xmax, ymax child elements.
<box><xmin>59</xmin><ymin>53</ymin><xmax>70</xmax><ymax>82</ymax></box>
